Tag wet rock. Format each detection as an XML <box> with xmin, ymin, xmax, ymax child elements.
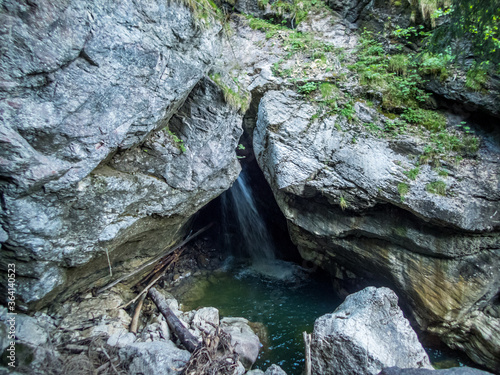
<box><xmin>221</xmin><ymin>317</ymin><xmax>261</xmax><ymax>370</ymax></box>
<box><xmin>264</xmin><ymin>364</ymin><xmax>288</xmax><ymax>375</ymax></box>
<box><xmin>378</xmin><ymin>367</ymin><xmax>494</xmax><ymax>375</ymax></box>
<box><xmin>311</xmin><ymin>287</ymin><xmax>432</xmax><ymax>375</ymax></box>
<box><xmin>119</xmin><ymin>341</ymin><xmax>190</xmax><ymax>375</ymax></box>
<box><xmin>254</xmin><ymin>89</ymin><xmax>500</xmax><ymax>370</ymax></box>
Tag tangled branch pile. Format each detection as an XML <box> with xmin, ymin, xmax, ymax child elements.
<box><xmin>182</xmin><ymin>324</ymin><xmax>240</xmax><ymax>375</ymax></box>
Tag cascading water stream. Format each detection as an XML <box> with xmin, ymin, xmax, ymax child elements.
<box><xmin>221</xmin><ymin>170</ymin><xmax>276</xmax><ymax>262</ymax></box>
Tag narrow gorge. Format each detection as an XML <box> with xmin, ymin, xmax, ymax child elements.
<box><xmin>0</xmin><ymin>0</ymin><xmax>499</xmax><ymax>374</ymax></box>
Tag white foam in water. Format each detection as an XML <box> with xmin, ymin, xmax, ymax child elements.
<box><xmin>238</xmin><ymin>259</ymin><xmax>305</xmax><ymax>282</ymax></box>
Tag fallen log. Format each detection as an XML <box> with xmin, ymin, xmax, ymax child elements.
<box><xmin>148</xmin><ymin>287</ymin><xmax>199</xmax><ymax>353</ymax></box>
<box><xmin>129</xmin><ymin>293</ymin><xmax>146</xmax><ymax>333</ymax></box>
<box><xmin>96</xmin><ymin>223</ymin><xmax>213</xmax><ymax>295</ymax></box>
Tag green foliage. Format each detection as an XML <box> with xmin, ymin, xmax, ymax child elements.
<box><xmin>247</xmin><ymin>16</ymin><xmax>285</xmax><ymax>38</ymax></box>
<box><xmin>166</xmin><ymin>129</ymin><xmax>186</xmax><ymax>152</ymax></box>
<box><xmin>364</xmin><ymin>121</ymin><xmax>383</xmax><ymax>136</ymax></box>
<box><xmin>401</xmin><ymin>108</ymin><xmax>447</xmax><ymax>132</ymax></box>
<box><xmin>426</xmin><ymin>180</ymin><xmax>447</xmax><ymax>195</ymax></box>
<box><xmin>388</xmin><ymin>54</ymin><xmax>410</xmax><ymax>75</ymax></box>
<box><xmin>384</xmin><ymin>119</ymin><xmax>408</xmax><ymax>136</ymax></box>
<box><xmin>437</xmin><ymin>168</ymin><xmax>449</xmax><ymax>177</ymax></box>
<box><xmin>418</xmin><ymin>52</ymin><xmax>452</xmax><ymax>80</ymax></box>
<box><xmin>339</xmin><ymin>196</ymin><xmax>348</xmax><ymax>210</ymax></box>
<box><xmin>210</xmin><ymin>73</ymin><xmax>251</xmax><ymax>113</ymax></box>
<box><xmin>426</xmin><ymin>0</ymin><xmax>500</xmax><ymax>67</ymax></box>
<box><xmin>398</xmin><ymin>182</ymin><xmax>410</xmax><ymax>202</ymax></box>
<box><xmin>404</xmin><ymin>167</ymin><xmax>420</xmax><ymax>180</ymax></box>
<box><xmin>270</xmin><ymin>0</ymin><xmax>328</xmax><ymax>27</ymax></box>
<box><xmin>319</xmin><ymin>83</ymin><xmax>338</xmax><ymax>100</ymax></box>
<box><xmin>465</xmin><ymin>63</ymin><xmax>488</xmax><ymax>91</ymax></box>
<box><xmin>297</xmin><ymin>81</ymin><xmax>318</xmax><ymax>95</ymax></box>
<box><xmin>352</xmin><ymin>31</ymin><xmax>430</xmax><ymax>110</ymax></box>
<box><xmin>179</xmin><ymin>0</ymin><xmax>225</xmax><ymax>27</ymax></box>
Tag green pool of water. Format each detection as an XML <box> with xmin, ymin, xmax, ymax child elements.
<box><xmin>180</xmin><ymin>264</ymin><xmax>472</xmax><ymax>374</ymax></box>
<box><xmin>181</xmin><ymin>265</ymin><xmax>341</xmax><ymax>374</ymax></box>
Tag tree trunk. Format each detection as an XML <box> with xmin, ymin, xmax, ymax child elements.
<box><xmin>148</xmin><ymin>287</ymin><xmax>199</xmax><ymax>352</ymax></box>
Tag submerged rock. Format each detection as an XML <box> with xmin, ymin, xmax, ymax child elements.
<box><xmin>311</xmin><ymin>287</ymin><xmax>432</xmax><ymax>375</ymax></box>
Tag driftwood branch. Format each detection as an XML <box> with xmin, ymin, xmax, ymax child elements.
<box><xmin>303</xmin><ymin>331</ymin><xmax>312</xmax><ymax>375</ymax></box>
<box><xmin>96</xmin><ymin>223</ymin><xmax>213</xmax><ymax>294</ymax></box>
<box><xmin>119</xmin><ymin>247</ymin><xmax>184</xmax><ymax>310</ymax></box>
<box><xmin>129</xmin><ymin>293</ymin><xmax>146</xmax><ymax>333</ymax></box>
<box><xmin>148</xmin><ymin>287</ymin><xmax>199</xmax><ymax>353</ymax></box>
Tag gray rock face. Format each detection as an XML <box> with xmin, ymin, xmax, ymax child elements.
<box><xmin>0</xmin><ymin>1</ymin><xmax>242</xmax><ymax>310</ymax></box>
<box><xmin>426</xmin><ymin>77</ymin><xmax>500</xmax><ymax>119</ymax></box>
<box><xmin>119</xmin><ymin>341</ymin><xmax>191</xmax><ymax>375</ymax></box>
<box><xmin>327</xmin><ymin>0</ymin><xmax>372</xmax><ymax>23</ymax></box>
<box><xmin>253</xmin><ymin>90</ymin><xmax>500</xmax><ymax>370</ymax></box>
<box><xmin>311</xmin><ymin>287</ymin><xmax>432</xmax><ymax>375</ymax></box>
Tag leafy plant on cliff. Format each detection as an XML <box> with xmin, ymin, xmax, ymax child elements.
<box><xmin>425</xmin><ymin>0</ymin><xmax>500</xmax><ymax>67</ymax></box>
<box><xmin>404</xmin><ymin>167</ymin><xmax>420</xmax><ymax>180</ymax></box>
<box><xmin>351</xmin><ymin>31</ymin><xmax>430</xmax><ymax>110</ymax></box>
<box><xmin>209</xmin><ymin>73</ymin><xmax>251</xmax><ymax>113</ymax></box>
<box><xmin>339</xmin><ymin>195</ymin><xmax>348</xmax><ymax>211</ymax></box>
<box><xmin>179</xmin><ymin>0</ymin><xmax>225</xmax><ymax>27</ymax></box>
<box><xmin>397</xmin><ymin>182</ymin><xmax>410</xmax><ymax>202</ymax></box>
<box><xmin>166</xmin><ymin>129</ymin><xmax>187</xmax><ymax>153</ymax></box>
<box><xmin>426</xmin><ymin>180</ymin><xmax>447</xmax><ymax>195</ymax></box>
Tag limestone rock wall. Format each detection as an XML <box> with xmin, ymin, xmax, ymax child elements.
<box><xmin>0</xmin><ymin>1</ymin><xmax>242</xmax><ymax>310</ymax></box>
<box><xmin>253</xmin><ymin>90</ymin><xmax>500</xmax><ymax>370</ymax></box>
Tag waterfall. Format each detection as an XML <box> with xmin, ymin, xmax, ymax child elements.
<box><xmin>221</xmin><ymin>170</ymin><xmax>276</xmax><ymax>262</ymax></box>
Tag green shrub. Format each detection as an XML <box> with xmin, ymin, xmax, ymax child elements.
<box><xmin>426</xmin><ymin>180</ymin><xmax>447</xmax><ymax>195</ymax></box>
<box><xmin>388</xmin><ymin>54</ymin><xmax>410</xmax><ymax>76</ymax></box>
<box><xmin>297</xmin><ymin>81</ymin><xmax>318</xmax><ymax>95</ymax></box>
<box><xmin>339</xmin><ymin>196</ymin><xmax>348</xmax><ymax>210</ymax></box>
<box><xmin>419</xmin><ymin>53</ymin><xmax>451</xmax><ymax>80</ymax></box>
<box><xmin>353</xmin><ymin>31</ymin><xmax>429</xmax><ymax>110</ymax></box>
<box><xmin>319</xmin><ymin>83</ymin><xmax>338</xmax><ymax>100</ymax></box>
<box><xmin>466</xmin><ymin>66</ymin><xmax>488</xmax><ymax>91</ymax></box>
<box><xmin>401</xmin><ymin>108</ymin><xmax>446</xmax><ymax>132</ymax></box>
<box><xmin>398</xmin><ymin>182</ymin><xmax>409</xmax><ymax>202</ymax></box>
<box><xmin>404</xmin><ymin>167</ymin><xmax>420</xmax><ymax>180</ymax></box>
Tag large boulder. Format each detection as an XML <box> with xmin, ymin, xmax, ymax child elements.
<box><xmin>253</xmin><ymin>89</ymin><xmax>500</xmax><ymax>370</ymax></box>
<box><xmin>0</xmin><ymin>1</ymin><xmax>242</xmax><ymax>310</ymax></box>
<box><xmin>221</xmin><ymin>317</ymin><xmax>261</xmax><ymax>370</ymax></box>
<box><xmin>311</xmin><ymin>287</ymin><xmax>432</xmax><ymax>375</ymax></box>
